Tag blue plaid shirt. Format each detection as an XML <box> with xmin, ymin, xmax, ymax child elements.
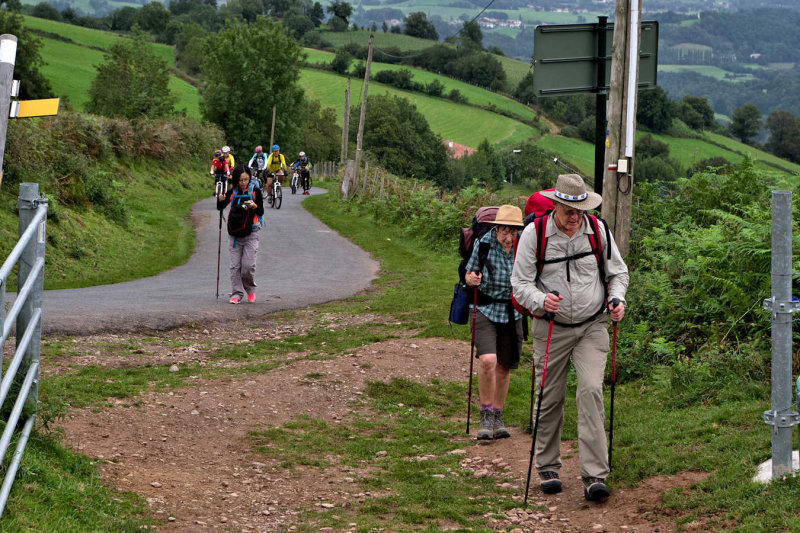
<box><xmin>465</xmin><ymin>228</ymin><xmax>521</xmax><ymax>323</ymax></box>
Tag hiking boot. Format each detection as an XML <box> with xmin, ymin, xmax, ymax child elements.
<box><xmin>247</xmin><ymin>293</ymin><xmax>256</xmax><ymax>303</ymax></box>
<box><xmin>492</xmin><ymin>409</ymin><xmax>510</xmax><ymax>439</ymax></box>
<box><xmin>476</xmin><ymin>408</ymin><xmax>494</xmax><ymax>442</ymax></box>
<box><xmin>228</xmin><ymin>296</ymin><xmax>240</xmax><ymax>304</ymax></box>
<box><xmin>582</xmin><ymin>476</ymin><xmax>610</xmax><ymax>501</ymax></box>
<box><xmin>539</xmin><ymin>471</ymin><xmax>562</xmax><ymax>494</ymax></box>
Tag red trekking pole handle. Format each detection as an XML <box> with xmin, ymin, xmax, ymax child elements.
<box><xmin>608</xmin><ymin>297</ymin><xmax>620</xmax><ymax>471</ymax></box>
<box><xmin>524</xmin><ymin>290</ymin><xmax>559</xmax><ymax>506</ymax></box>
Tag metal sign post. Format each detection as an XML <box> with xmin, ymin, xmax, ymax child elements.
<box><xmin>762</xmin><ymin>191</ymin><xmax>799</xmax><ymax>479</ymax></box>
<box><xmin>532</xmin><ymin>19</ymin><xmax>658</xmax><ymax>196</ymax></box>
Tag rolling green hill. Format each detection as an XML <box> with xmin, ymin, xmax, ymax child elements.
<box><xmin>23</xmin><ymin>16</ymin><xmax>199</xmax><ymax>117</ymax></box>
<box><xmin>304</xmin><ymin>48</ymin><xmax>535</xmax><ymax>122</ymax></box>
<box><xmin>300</xmin><ymin>69</ymin><xmax>538</xmax><ymax>149</ymax></box>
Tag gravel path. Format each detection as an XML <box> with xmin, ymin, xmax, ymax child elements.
<box><xmin>38</xmin><ymin>187</ymin><xmax>378</xmax><ymax>335</ymax></box>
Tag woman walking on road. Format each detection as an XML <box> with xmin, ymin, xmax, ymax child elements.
<box><xmin>217</xmin><ymin>165</ymin><xmax>264</xmax><ymax>304</ymax></box>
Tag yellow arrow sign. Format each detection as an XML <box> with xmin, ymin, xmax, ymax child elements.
<box><xmin>10</xmin><ymin>98</ymin><xmax>60</xmax><ymax>118</ymax></box>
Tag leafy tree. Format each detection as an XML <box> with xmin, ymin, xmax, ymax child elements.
<box><xmin>381</xmin><ymin>21</ymin><xmax>387</xmax><ymax>33</ymax></box>
<box><xmin>464</xmin><ymin>139</ymin><xmax>504</xmax><ymax>189</ymax></box>
<box><xmin>0</xmin><ymin>11</ymin><xmax>52</xmax><ymax>99</ymax></box>
<box><xmin>300</xmin><ymin>100</ymin><xmax>341</xmax><ymax>162</ymax></box>
<box><xmin>136</xmin><ymin>1</ymin><xmax>170</xmax><ymax>38</ymax></box>
<box><xmin>87</xmin><ymin>32</ymin><xmax>176</xmax><ymax>119</ymax></box>
<box><xmin>636</xmin><ymin>86</ymin><xmax>673</xmax><ymax>133</ymax></box>
<box><xmin>501</xmin><ymin>143</ymin><xmax>557</xmax><ymax>191</ymax></box>
<box><xmin>513</xmin><ymin>71</ymin><xmax>535</xmax><ymax>105</ymax></box>
<box><xmin>175</xmin><ymin>22</ymin><xmax>206</xmax><ymax>75</ymax></box>
<box><xmin>283</xmin><ymin>10</ymin><xmax>315</xmax><ymax>39</ymax></box>
<box><xmin>32</xmin><ymin>2</ymin><xmax>62</xmax><ymax>20</ymax></box>
<box><xmin>765</xmin><ymin>109</ymin><xmax>800</xmax><ymax>163</ymax></box>
<box><xmin>460</xmin><ymin>20</ymin><xmax>482</xmax><ymax>49</ymax></box>
<box><xmin>677</xmin><ymin>95</ymin><xmax>714</xmax><ymax>131</ymax></box>
<box><xmin>348</xmin><ymin>94</ymin><xmax>450</xmax><ymax>187</ymax></box>
<box><xmin>729</xmin><ymin>103</ymin><xmax>761</xmax><ymax>144</ymax></box>
<box><xmin>309</xmin><ymin>1</ymin><xmax>324</xmax><ymax>26</ymax></box>
<box><xmin>111</xmin><ymin>6</ymin><xmax>138</xmax><ymax>31</ymax></box>
<box><xmin>330</xmin><ymin>49</ymin><xmax>351</xmax><ymax>74</ymax></box>
<box><xmin>636</xmin><ymin>134</ymin><xmax>670</xmax><ymax>159</ymax></box>
<box><xmin>201</xmin><ymin>17</ymin><xmax>305</xmax><ymax>151</ymax></box>
<box><xmin>61</xmin><ymin>7</ymin><xmax>77</xmax><ymax>24</ymax></box>
<box><xmin>403</xmin><ymin>11</ymin><xmax>437</xmax><ymax>40</ymax></box>
<box><xmin>327</xmin><ymin>0</ymin><xmax>352</xmax><ymax>31</ymax></box>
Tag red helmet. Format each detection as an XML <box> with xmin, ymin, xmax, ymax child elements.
<box><xmin>255</xmin><ymin>145</ymin><xmax>262</xmax><ymax>153</ymax></box>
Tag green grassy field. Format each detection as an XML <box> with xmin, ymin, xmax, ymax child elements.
<box><xmin>35</xmin><ymin>33</ymin><xmax>199</xmax><ymax>118</ymax></box>
<box><xmin>703</xmin><ymin>131</ymin><xmax>800</xmax><ymax>175</ymax></box>
<box><xmin>496</xmin><ymin>54</ymin><xmax>530</xmax><ymax>89</ymax></box>
<box><xmin>304</xmin><ymin>48</ymin><xmax>535</xmax><ymax>122</ymax></box>
<box><xmin>321</xmin><ymin>30</ymin><xmax>435</xmax><ymax>51</ymax></box>
<box><xmin>23</xmin><ymin>15</ymin><xmax>176</xmax><ymax>67</ymax></box>
<box><xmin>300</xmin><ymin>68</ymin><xmax>538</xmax><ymax>149</ymax></box>
<box><xmin>658</xmin><ymin>64</ymin><xmax>756</xmax><ymax>82</ymax></box>
<box><xmin>535</xmin><ymin>130</ymin><xmax>799</xmax><ymax>181</ymax></box>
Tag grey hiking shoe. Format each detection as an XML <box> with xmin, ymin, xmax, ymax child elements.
<box><xmin>539</xmin><ymin>470</ymin><xmax>562</xmax><ymax>494</ymax></box>
<box><xmin>477</xmin><ymin>408</ymin><xmax>494</xmax><ymax>441</ymax></box>
<box><xmin>583</xmin><ymin>476</ymin><xmax>610</xmax><ymax>501</ymax></box>
<box><xmin>492</xmin><ymin>409</ymin><xmax>510</xmax><ymax>439</ymax></box>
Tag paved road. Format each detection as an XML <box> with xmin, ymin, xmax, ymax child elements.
<box><xmin>38</xmin><ymin>187</ymin><xmax>379</xmax><ymax>335</ymax></box>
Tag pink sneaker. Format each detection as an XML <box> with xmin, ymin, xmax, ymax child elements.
<box><xmin>228</xmin><ymin>296</ymin><xmax>239</xmax><ymax>304</ymax></box>
<box><xmin>247</xmin><ymin>293</ymin><xmax>256</xmax><ymax>303</ymax></box>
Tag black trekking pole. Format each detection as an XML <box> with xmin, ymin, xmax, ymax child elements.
<box><xmin>465</xmin><ymin>286</ymin><xmax>478</xmax><ymax>434</ymax></box>
<box><xmin>215</xmin><ymin>180</ymin><xmax>225</xmax><ymax>299</ymax></box>
<box><xmin>524</xmin><ymin>290</ymin><xmax>559</xmax><ymax>506</ymax></box>
<box><xmin>608</xmin><ymin>298</ymin><xmax>620</xmax><ymax>471</ymax></box>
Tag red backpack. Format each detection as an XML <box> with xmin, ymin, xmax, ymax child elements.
<box><xmin>457</xmin><ymin>206</ymin><xmax>498</xmax><ymax>284</ymax></box>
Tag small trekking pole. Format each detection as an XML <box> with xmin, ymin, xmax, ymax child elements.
<box><xmin>465</xmin><ymin>286</ymin><xmax>478</xmax><ymax>434</ymax></box>
<box><xmin>608</xmin><ymin>297</ymin><xmax>620</xmax><ymax>471</ymax></box>
<box><xmin>215</xmin><ymin>181</ymin><xmax>224</xmax><ymax>299</ymax></box>
<box><xmin>524</xmin><ymin>290</ymin><xmax>559</xmax><ymax>506</ymax></box>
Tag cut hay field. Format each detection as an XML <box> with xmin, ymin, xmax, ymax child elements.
<box><xmin>535</xmin><ymin>131</ymin><xmax>799</xmax><ymax>181</ymax></box>
<box><xmin>23</xmin><ymin>15</ymin><xmax>175</xmax><ymax>67</ymax></box>
<box><xmin>26</xmin><ymin>16</ymin><xmax>199</xmax><ymax>117</ymax></box>
<box><xmin>658</xmin><ymin>64</ymin><xmax>755</xmax><ymax>82</ymax></box>
<box><xmin>318</xmin><ymin>31</ymin><xmax>530</xmax><ymax>90</ymax></box>
<box><xmin>300</xmin><ymin>68</ymin><xmax>537</xmax><ymax>149</ymax></box>
<box><xmin>303</xmin><ymin>49</ymin><xmax>535</xmax><ymax>122</ymax></box>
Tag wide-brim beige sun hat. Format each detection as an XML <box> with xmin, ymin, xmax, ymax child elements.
<box><xmin>490</xmin><ymin>205</ymin><xmax>524</xmax><ymax>227</ymax></box>
<box><xmin>540</xmin><ymin>174</ymin><xmax>602</xmax><ymax>211</ymax></box>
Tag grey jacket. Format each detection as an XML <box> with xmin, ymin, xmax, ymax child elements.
<box><xmin>511</xmin><ymin>214</ymin><xmax>629</xmax><ymax>324</ymax></box>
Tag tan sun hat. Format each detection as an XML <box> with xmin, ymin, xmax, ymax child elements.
<box><xmin>491</xmin><ymin>205</ymin><xmax>524</xmax><ymax>227</ymax></box>
<box><xmin>540</xmin><ymin>174</ymin><xmax>602</xmax><ymax>211</ymax></box>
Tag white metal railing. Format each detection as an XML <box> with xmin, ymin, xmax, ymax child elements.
<box><xmin>0</xmin><ymin>182</ymin><xmax>47</xmax><ymax>518</ymax></box>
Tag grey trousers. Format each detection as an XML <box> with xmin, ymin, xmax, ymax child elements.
<box><xmin>228</xmin><ymin>231</ymin><xmax>259</xmax><ymax>300</ymax></box>
<box><xmin>532</xmin><ymin>315</ymin><xmax>610</xmax><ymax>479</ymax></box>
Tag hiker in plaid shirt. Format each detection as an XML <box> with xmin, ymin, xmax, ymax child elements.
<box><xmin>464</xmin><ymin>205</ymin><xmax>525</xmax><ymax>443</ymax></box>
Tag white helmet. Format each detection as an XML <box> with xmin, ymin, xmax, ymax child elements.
<box><xmin>222</xmin><ymin>146</ymin><xmax>230</xmax><ymax>153</ymax></box>
<box><xmin>299</xmin><ymin>151</ymin><xmax>306</xmax><ymax>157</ymax></box>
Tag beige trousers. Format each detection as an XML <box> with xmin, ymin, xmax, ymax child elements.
<box><xmin>532</xmin><ymin>315</ymin><xmax>609</xmax><ymax>479</ymax></box>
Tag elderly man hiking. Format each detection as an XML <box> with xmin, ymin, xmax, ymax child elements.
<box><xmin>463</xmin><ymin>205</ymin><xmax>526</xmax><ymax>443</ymax></box>
<box><xmin>511</xmin><ymin>174</ymin><xmax>629</xmax><ymax>501</ymax></box>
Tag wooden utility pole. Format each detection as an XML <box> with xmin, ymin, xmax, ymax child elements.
<box><xmin>341</xmin><ymin>78</ymin><xmax>350</xmax><ymax>163</ymax></box>
<box><xmin>353</xmin><ymin>35</ymin><xmax>374</xmax><ymax>188</ymax></box>
<box><xmin>269</xmin><ymin>105</ymin><xmax>277</xmax><ymax>150</ymax></box>
<box><xmin>601</xmin><ymin>0</ymin><xmax>642</xmax><ymax>257</ymax></box>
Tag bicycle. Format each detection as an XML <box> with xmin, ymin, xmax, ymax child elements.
<box><xmin>212</xmin><ymin>171</ymin><xmax>228</xmax><ymax>197</ymax></box>
<box><xmin>265</xmin><ymin>172</ymin><xmax>283</xmax><ymax>209</ymax></box>
<box><xmin>249</xmin><ymin>166</ymin><xmax>266</xmax><ymax>189</ymax></box>
<box><xmin>290</xmin><ymin>171</ymin><xmax>300</xmax><ymax>195</ymax></box>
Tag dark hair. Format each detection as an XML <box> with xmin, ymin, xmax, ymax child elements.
<box><xmin>231</xmin><ymin>164</ymin><xmax>251</xmax><ymax>184</ymax></box>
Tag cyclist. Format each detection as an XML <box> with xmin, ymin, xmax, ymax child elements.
<box><xmin>210</xmin><ymin>149</ymin><xmax>230</xmax><ymax>195</ymax></box>
<box><xmin>265</xmin><ymin>144</ymin><xmax>288</xmax><ymax>200</ymax></box>
<box><xmin>222</xmin><ymin>145</ymin><xmax>235</xmax><ymax>170</ymax></box>
<box><xmin>291</xmin><ymin>151</ymin><xmax>313</xmax><ymax>195</ymax></box>
<box><xmin>247</xmin><ymin>145</ymin><xmax>268</xmax><ymax>189</ymax></box>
